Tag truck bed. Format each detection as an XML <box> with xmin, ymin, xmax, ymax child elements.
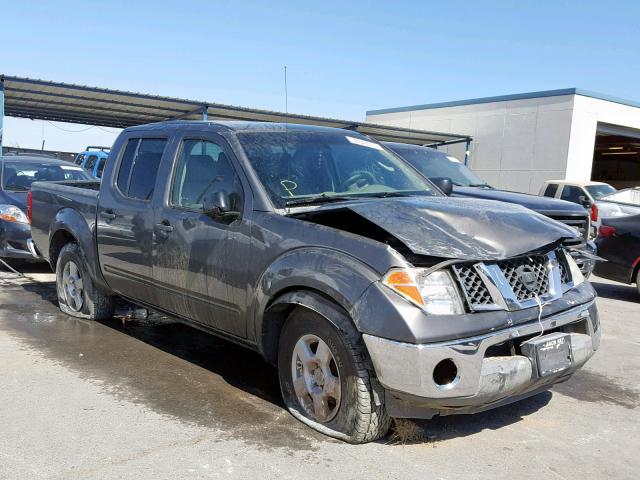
<box><xmin>30</xmin><ymin>180</ymin><xmax>101</xmax><ymax>265</ymax></box>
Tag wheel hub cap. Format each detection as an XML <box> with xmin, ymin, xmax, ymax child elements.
<box><xmin>62</xmin><ymin>261</ymin><xmax>84</xmax><ymax>312</ymax></box>
<box><xmin>291</xmin><ymin>334</ymin><xmax>341</xmax><ymax>423</ymax></box>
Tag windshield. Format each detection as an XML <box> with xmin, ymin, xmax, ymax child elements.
<box><xmin>236</xmin><ymin>131</ymin><xmax>439</xmax><ymax>207</ymax></box>
<box><xmin>389</xmin><ymin>146</ymin><xmax>488</xmax><ymax>187</ymax></box>
<box><xmin>1</xmin><ymin>161</ymin><xmax>90</xmax><ymax>191</ymax></box>
<box><xmin>585</xmin><ymin>184</ymin><xmax>616</xmax><ymax>199</ymax></box>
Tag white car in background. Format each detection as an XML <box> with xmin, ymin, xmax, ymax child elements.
<box><xmin>539</xmin><ymin>180</ymin><xmax>640</xmax><ymax>236</ymax></box>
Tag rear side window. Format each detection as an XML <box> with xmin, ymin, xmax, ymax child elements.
<box><xmin>543</xmin><ymin>183</ymin><xmax>558</xmax><ymax>197</ymax></box>
<box><xmin>96</xmin><ymin>158</ymin><xmax>107</xmax><ymax>178</ymax></box>
<box><xmin>116</xmin><ymin>138</ymin><xmax>167</xmax><ymax>200</ymax></box>
<box><xmin>560</xmin><ymin>185</ymin><xmax>584</xmax><ymax>204</ymax></box>
<box><xmin>75</xmin><ymin>154</ymin><xmax>85</xmax><ymax>165</ymax></box>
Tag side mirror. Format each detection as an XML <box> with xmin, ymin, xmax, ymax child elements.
<box><xmin>430</xmin><ymin>177</ymin><xmax>453</xmax><ymax>196</ymax></box>
<box><xmin>202</xmin><ymin>191</ymin><xmax>241</xmax><ymax>220</ymax></box>
<box><xmin>578</xmin><ymin>195</ymin><xmax>592</xmax><ymax>209</ymax></box>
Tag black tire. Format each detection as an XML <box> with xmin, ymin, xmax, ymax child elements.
<box><xmin>56</xmin><ymin>242</ymin><xmax>114</xmax><ymax>320</ymax></box>
<box><xmin>278</xmin><ymin>307</ymin><xmax>390</xmax><ymax>443</ymax></box>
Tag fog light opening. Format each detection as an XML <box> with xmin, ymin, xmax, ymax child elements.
<box><xmin>433</xmin><ymin>359</ymin><xmax>458</xmax><ymax>387</ymax></box>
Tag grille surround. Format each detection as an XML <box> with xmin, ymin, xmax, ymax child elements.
<box><xmin>451</xmin><ymin>264</ymin><xmax>493</xmax><ymax>309</ymax></box>
<box><xmin>450</xmin><ymin>250</ymin><xmax>568</xmax><ymax>312</ymax></box>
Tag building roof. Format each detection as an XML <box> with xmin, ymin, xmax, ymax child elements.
<box><xmin>1</xmin><ymin>75</ymin><xmax>470</xmax><ymax>146</ymax></box>
<box><xmin>366</xmin><ymin>88</ymin><xmax>640</xmax><ymax>116</ymax></box>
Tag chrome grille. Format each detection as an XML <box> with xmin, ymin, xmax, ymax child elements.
<box><xmin>558</xmin><ymin>259</ymin><xmax>569</xmax><ymax>284</ymax></box>
<box><xmin>497</xmin><ymin>255</ymin><xmax>550</xmax><ymax>301</ymax></box>
<box><xmin>451</xmin><ymin>264</ymin><xmax>493</xmax><ymax>309</ymax></box>
<box><xmin>547</xmin><ymin>214</ymin><xmax>589</xmax><ymax>246</ymax></box>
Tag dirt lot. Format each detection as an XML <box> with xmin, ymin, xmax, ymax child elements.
<box><xmin>0</xmin><ymin>263</ymin><xmax>638</xmax><ymax>480</ymax></box>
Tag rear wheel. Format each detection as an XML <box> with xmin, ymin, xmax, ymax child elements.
<box><xmin>636</xmin><ymin>269</ymin><xmax>640</xmax><ymax>298</ymax></box>
<box><xmin>278</xmin><ymin>307</ymin><xmax>390</xmax><ymax>443</ymax></box>
<box><xmin>56</xmin><ymin>242</ymin><xmax>113</xmax><ymax>320</ymax></box>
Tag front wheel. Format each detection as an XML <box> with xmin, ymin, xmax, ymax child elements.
<box><xmin>278</xmin><ymin>308</ymin><xmax>390</xmax><ymax>443</ymax></box>
<box><xmin>56</xmin><ymin>242</ymin><xmax>114</xmax><ymax>320</ymax></box>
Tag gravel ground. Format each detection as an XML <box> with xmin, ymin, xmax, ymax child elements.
<box><xmin>0</xmin><ymin>263</ymin><xmax>638</xmax><ymax>479</ymax></box>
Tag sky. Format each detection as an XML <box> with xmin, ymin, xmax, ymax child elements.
<box><xmin>2</xmin><ymin>0</ymin><xmax>639</xmax><ymax>152</ymax></box>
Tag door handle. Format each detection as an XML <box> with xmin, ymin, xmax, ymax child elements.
<box><xmin>100</xmin><ymin>210</ymin><xmax>116</xmax><ymax>221</ymax></box>
<box><xmin>155</xmin><ymin>223</ymin><xmax>174</xmax><ymax>233</ymax></box>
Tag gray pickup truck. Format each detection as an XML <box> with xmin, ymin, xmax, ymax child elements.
<box><xmin>31</xmin><ymin>121</ymin><xmax>600</xmax><ymax>443</ymax></box>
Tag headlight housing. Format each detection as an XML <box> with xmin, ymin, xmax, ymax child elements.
<box><xmin>565</xmin><ymin>252</ymin><xmax>585</xmax><ymax>287</ymax></box>
<box><xmin>382</xmin><ymin>268</ymin><xmax>465</xmax><ymax>315</ymax></box>
<box><xmin>0</xmin><ymin>204</ymin><xmax>29</xmax><ymax>224</ymax></box>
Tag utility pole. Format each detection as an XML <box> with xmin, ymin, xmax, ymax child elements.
<box><xmin>0</xmin><ymin>76</ymin><xmax>4</xmax><ymax>155</ymax></box>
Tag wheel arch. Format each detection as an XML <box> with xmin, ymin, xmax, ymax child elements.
<box><xmin>48</xmin><ymin>208</ymin><xmax>111</xmax><ymax>294</ymax></box>
<box><xmin>259</xmin><ymin>288</ymin><xmax>355</xmax><ymax>366</ymax></box>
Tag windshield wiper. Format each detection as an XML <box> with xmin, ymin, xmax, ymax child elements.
<box><xmin>468</xmin><ymin>183</ymin><xmax>492</xmax><ymax>188</ymax></box>
<box><xmin>4</xmin><ymin>185</ymin><xmax>29</xmax><ymax>191</ymax></box>
<box><xmin>284</xmin><ymin>194</ymin><xmax>362</xmax><ymax>207</ymax></box>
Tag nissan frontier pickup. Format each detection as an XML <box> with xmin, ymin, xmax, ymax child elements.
<box><xmin>30</xmin><ymin>121</ymin><xmax>600</xmax><ymax>443</ymax></box>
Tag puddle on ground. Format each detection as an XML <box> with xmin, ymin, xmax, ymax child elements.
<box><xmin>553</xmin><ymin>369</ymin><xmax>640</xmax><ymax>409</ymax></box>
<box><xmin>0</xmin><ymin>281</ymin><xmax>323</xmax><ymax>452</ymax></box>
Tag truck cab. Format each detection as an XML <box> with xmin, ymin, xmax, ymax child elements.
<box><xmin>74</xmin><ymin>146</ymin><xmax>110</xmax><ymax>179</ymax></box>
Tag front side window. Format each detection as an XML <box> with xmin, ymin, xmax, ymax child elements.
<box><xmin>1</xmin><ymin>161</ymin><xmax>90</xmax><ymax>191</ymax></box>
<box><xmin>543</xmin><ymin>184</ymin><xmax>558</xmax><ymax>197</ymax></box>
<box><xmin>237</xmin><ymin>130</ymin><xmax>438</xmax><ymax>207</ymax></box>
<box><xmin>171</xmin><ymin>139</ymin><xmax>242</xmax><ymax>210</ymax></box>
<box><xmin>390</xmin><ymin>146</ymin><xmax>488</xmax><ymax>187</ymax></box>
<box><xmin>115</xmin><ymin>138</ymin><xmax>167</xmax><ymax>200</ymax></box>
<box><xmin>86</xmin><ymin>155</ymin><xmax>98</xmax><ymax>170</ymax></box>
<box><xmin>560</xmin><ymin>186</ymin><xmax>584</xmax><ymax>204</ymax></box>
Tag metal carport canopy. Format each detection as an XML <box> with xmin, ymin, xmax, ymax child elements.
<box><xmin>1</xmin><ymin>75</ymin><xmax>470</xmax><ymax>146</ymax></box>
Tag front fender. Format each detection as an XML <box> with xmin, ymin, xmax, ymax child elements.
<box><xmin>49</xmin><ymin>208</ymin><xmax>111</xmax><ymax>293</ymax></box>
<box><xmin>251</xmin><ymin>247</ymin><xmax>381</xmax><ymax>342</ymax></box>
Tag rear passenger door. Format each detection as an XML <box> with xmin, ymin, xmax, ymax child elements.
<box><xmin>97</xmin><ymin>136</ymin><xmax>169</xmax><ymax>306</ymax></box>
<box><xmin>151</xmin><ymin>135</ymin><xmax>250</xmax><ymax>337</ymax></box>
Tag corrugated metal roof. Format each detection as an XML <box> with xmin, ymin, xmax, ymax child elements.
<box><xmin>1</xmin><ymin>75</ymin><xmax>470</xmax><ymax>145</ymax></box>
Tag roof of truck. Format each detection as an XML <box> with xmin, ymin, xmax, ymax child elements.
<box><xmin>544</xmin><ymin>180</ymin><xmax>611</xmax><ymax>187</ymax></box>
<box><xmin>125</xmin><ymin>120</ymin><xmax>375</xmax><ymax>134</ymax></box>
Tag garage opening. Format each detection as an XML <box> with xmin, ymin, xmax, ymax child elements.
<box><xmin>592</xmin><ymin>123</ymin><xmax>640</xmax><ymax>189</ymax></box>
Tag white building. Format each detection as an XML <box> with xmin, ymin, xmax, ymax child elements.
<box><xmin>366</xmin><ymin>89</ymin><xmax>640</xmax><ymax>193</ymax></box>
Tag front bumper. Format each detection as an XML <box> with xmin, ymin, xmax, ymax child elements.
<box><xmin>364</xmin><ymin>300</ymin><xmax>600</xmax><ymax>418</ymax></box>
<box><xmin>0</xmin><ymin>220</ymin><xmax>40</xmax><ymax>260</ymax></box>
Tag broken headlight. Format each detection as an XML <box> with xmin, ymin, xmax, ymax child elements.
<box><xmin>565</xmin><ymin>252</ymin><xmax>585</xmax><ymax>287</ymax></box>
<box><xmin>382</xmin><ymin>268</ymin><xmax>465</xmax><ymax>315</ymax></box>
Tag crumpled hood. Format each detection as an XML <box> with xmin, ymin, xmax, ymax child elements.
<box><xmin>343</xmin><ymin>196</ymin><xmax>579</xmax><ymax>261</ymax></box>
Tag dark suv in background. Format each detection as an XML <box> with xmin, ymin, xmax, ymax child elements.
<box><xmin>385</xmin><ymin>142</ymin><xmax>596</xmax><ymax>276</ymax></box>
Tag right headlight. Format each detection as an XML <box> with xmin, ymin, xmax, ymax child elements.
<box><xmin>382</xmin><ymin>268</ymin><xmax>465</xmax><ymax>315</ymax></box>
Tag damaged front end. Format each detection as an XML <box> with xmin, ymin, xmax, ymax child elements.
<box><xmin>291</xmin><ymin>196</ymin><xmax>600</xmax><ymax>419</ymax></box>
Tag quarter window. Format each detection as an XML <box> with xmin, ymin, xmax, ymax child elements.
<box><xmin>116</xmin><ymin>138</ymin><xmax>167</xmax><ymax>200</ymax></box>
<box><xmin>171</xmin><ymin>139</ymin><xmax>241</xmax><ymax>210</ymax></box>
